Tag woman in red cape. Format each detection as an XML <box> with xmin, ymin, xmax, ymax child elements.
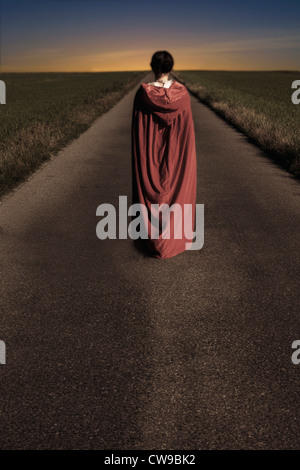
<box><xmin>131</xmin><ymin>51</ymin><xmax>197</xmax><ymax>259</ymax></box>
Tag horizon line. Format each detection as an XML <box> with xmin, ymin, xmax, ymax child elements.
<box><xmin>1</xmin><ymin>69</ymin><xmax>299</xmax><ymax>73</ymax></box>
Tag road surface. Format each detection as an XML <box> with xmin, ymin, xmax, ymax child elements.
<box><xmin>0</xmin><ymin>73</ymin><xmax>299</xmax><ymax>449</ymax></box>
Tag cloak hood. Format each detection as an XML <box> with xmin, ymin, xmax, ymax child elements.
<box><xmin>137</xmin><ymin>81</ymin><xmax>190</xmax><ymax>126</ymax></box>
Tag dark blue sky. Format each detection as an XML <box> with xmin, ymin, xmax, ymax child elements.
<box><xmin>1</xmin><ymin>0</ymin><xmax>300</xmax><ymax>71</ymax></box>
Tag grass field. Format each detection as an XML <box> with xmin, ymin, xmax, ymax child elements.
<box><xmin>0</xmin><ymin>71</ymin><xmax>146</xmax><ymax>197</ymax></box>
<box><xmin>174</xmin><ymin>71</ymin><xmax>300</xmax><ymax>175</ymax></box>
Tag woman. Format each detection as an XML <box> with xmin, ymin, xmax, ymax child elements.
<box><xmin>131</xmin><ymin>50</ymin><xmax>197</xmax><ymax>259</ymax></box>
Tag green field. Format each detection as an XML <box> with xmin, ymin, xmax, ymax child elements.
<box><xmin>0</xmin><ymin>71</ymin><xmax>145</xmax><ymax>197</ymax></box>
<box><xmin>1</xmin><ymin>71</ymin><xmax>299</xmax><ymax>198</ymax></box>
<box><xmin>174</xmin><ymin>71</ymin><xmax>300</xmax><ymax>175</ymax></box>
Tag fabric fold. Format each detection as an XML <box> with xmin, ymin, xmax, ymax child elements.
<box><xmin>131</xmin><ymin>80</ymin><xmax>197</xmax><ymax>259</ymax></box>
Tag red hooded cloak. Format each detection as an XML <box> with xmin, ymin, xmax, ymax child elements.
<box><xmin>131</xmin><ymin>79</ymin><xmax>197</xmax><ymax>259</ymax></box>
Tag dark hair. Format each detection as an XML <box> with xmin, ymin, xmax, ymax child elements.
<box><xmin>150</xmin><ymin>51</ymin><xmax>174</xmax><ymax>77</ymax></box>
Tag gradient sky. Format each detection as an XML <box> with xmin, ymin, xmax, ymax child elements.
<box><xmin>1</xmin><ymin>0</ymin><xmax>300</xmax><ymax>72</ymax></box>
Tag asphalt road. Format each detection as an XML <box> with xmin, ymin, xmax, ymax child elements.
<box><xmin>0</xmin><ymin>73</ymin><xmax>299</xmax><ymax>450</ymax></box>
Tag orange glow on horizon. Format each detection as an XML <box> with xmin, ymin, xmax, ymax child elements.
<box><xmin>2</xmin><ymin>37</ymin><xmax>300</xmax><ymax>73</ymax></box>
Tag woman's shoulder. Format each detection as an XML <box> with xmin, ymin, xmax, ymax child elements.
<box><xmin>171</xmin><ymin>79</ymin><xmax>187</xmax><ymax>89</ymax></box>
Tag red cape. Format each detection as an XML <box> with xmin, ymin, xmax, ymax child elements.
<box><xmin>131</xmin><ymin>80</ymin><xmax>197</xmax><ymax>259</ymax></box>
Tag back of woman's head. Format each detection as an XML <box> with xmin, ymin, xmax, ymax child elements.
<box><xmin>150</xmin><ymin>51</ymin><xmax>174</xmax><ymax>76</ymax></box>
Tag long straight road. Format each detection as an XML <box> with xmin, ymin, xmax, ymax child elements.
<box><xmin>0</xmin><ymin>73</ymin><xmax>299</xmax><ymax>449</ymax></box>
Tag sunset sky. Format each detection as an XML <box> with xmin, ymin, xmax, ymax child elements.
<box><xmin>1</xmin><ymin>0</ymin><xmax>300</xmax><ymax>72</ymax></box>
